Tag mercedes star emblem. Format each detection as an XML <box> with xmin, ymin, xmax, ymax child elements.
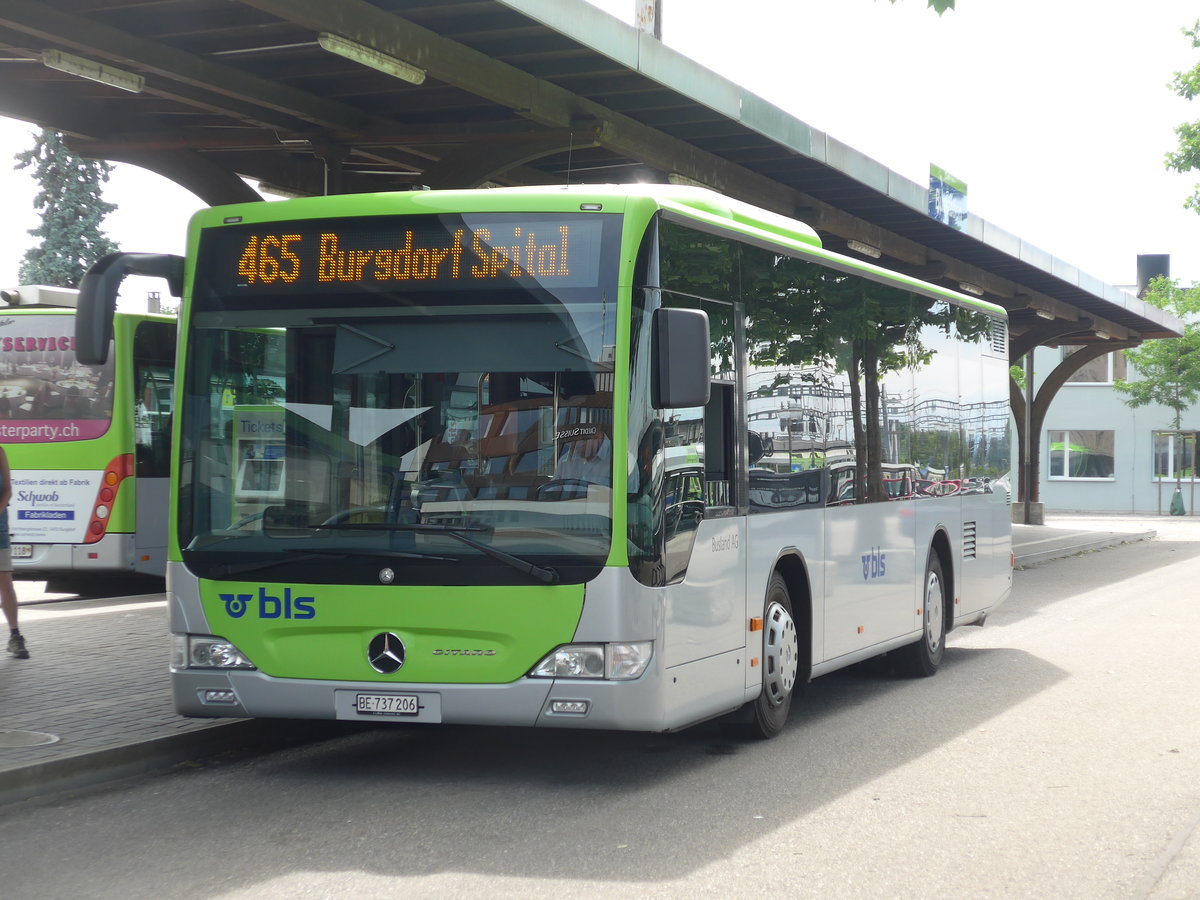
<box><xmin>368</xmin><ymin>632</ymin><xmax>406</xmax><ymax>673</ymax></box>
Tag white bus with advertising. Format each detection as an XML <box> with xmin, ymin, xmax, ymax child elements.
<box><xmin>0</xmin><ymin>284</ymin><xmax>175</xmax><ymax>585</ymax></box>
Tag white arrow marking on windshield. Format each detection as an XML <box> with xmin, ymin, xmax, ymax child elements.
<box><xmin>283</xmin><ymin>403</ymin><xmax>333</xmax><ymax>431</ymax></box>
<box><xmin>349</xmin><ymin>406</ymin><xmax>429</xmax><ymax>446</ymax></box>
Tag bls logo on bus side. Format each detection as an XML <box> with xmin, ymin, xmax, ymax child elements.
<box><xmin>861</xmin><ymin>547</ymin><xmax>886</xmax><ymax>580</ymax></box>
<box><xmin>219</xmin><ymin>587</ymin><xmax>316</xmax><ymax>619</ymax></box>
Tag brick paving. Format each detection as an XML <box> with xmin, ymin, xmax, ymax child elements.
<box><xmin>0</xmin><ymin>596</ymin><xmax>243</xmax><ymax>802</ymax></box>
<box><xmin>0</xmin><ymin>515</ymin><xmax>1170</xmax><ymax>803</ymax></box>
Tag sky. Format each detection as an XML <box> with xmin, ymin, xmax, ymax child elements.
<box><xmin>1</xmin><ymin>0</ymin><xmax>1198</xmax><ymax>300</ymax></box>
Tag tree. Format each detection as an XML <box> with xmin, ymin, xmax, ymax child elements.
<box><xmin>1115</xmin><ymin>277</ymin><xmax>1200</xmax><ymax>429</ymax></box>
<box><xmin>889</xmin><ymin>0</ymin><xmax>955</xmax><ymax>13</ymax></box>
<box><xmin>1114</xmin><ymin>277</ymin><xmax>1200</xmax><ymax>502</ymax></box>
<box><xmin>1167</xmin><ymin>22</ymin><xmax>1200</xmax><ymax>211</ymax></box>
<box><xmin>14</xmin><ymin>129</ymin><xmax>118</xmax><ymax>288</ymax></box>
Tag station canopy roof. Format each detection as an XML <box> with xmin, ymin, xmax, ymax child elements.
<box><xmin>0</xmin><ymin>0</ymin><xmax>1181</xmax><ymax>345</ymax></box>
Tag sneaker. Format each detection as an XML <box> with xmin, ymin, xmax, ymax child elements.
<box><xmin>7</xmin><ymin>633</ymin><xmax>29</xmax><ymax>659</ymax></box>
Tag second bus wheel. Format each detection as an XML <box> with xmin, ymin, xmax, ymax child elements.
<box><xmin>750</xmin><ymin>571</ymin><xmax>799</xmax><ymax>739</ymax></box>
<box><xmin>894</xmin><ymin>553</ymin><xmax>947</xmax><ymax>678</ymax></box>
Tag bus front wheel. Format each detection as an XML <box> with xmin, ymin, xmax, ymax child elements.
<box><xmin>750</xmin><ymin>572</ymin><xmax>799</xmax><ymax>739</ymax></box>
<box><xmin>895</xmin><ymin>553</ymin><xmax>947</xmax><ymax>677</ymax></box>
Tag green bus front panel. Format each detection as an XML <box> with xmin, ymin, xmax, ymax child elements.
<box><xmin>199</xmin><ymin>579</ymin><xmax>586</xmax><ymax>684</ymax></box>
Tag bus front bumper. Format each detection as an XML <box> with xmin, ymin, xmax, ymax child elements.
<box><xmin>171</xmin><ymin>667</ymin><xmax>679</xmax><ymax>732</ymax></box>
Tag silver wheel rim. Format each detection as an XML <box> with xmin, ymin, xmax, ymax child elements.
<box><xmin>924</xmin><ymin>569</ymin><xmax>944</xmax><ymax>654</ymax></box>
<box><xmin>763</xmin><ymin>600</ymin><xmax>799</xmax><ymax>707</ymax></box>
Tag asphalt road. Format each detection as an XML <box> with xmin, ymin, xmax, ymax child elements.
<box><xmin>2</xmin><ymin>533</ymin><xmax>1199</xmax><ymax>899</ymax></box>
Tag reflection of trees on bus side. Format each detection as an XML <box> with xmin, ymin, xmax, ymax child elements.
<box><xmin>659</xmin><ymin>220</ymin><xmax>1008</xmax><ymax>509</ymax></box>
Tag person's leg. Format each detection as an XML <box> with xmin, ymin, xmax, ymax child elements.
<box><xmin>0</xmin><ymin>555</ymin><xmax>27</xmax><ymax>658</ymax></box>
<box><xmin>0</xmin><ymin>572</ymin><xmax>16</xmax><ymax>632</ymax></box>
<box><xmin>0</xmin><ymin>547</ymin><xmax>14</xmax><ymax>631</ymax></box>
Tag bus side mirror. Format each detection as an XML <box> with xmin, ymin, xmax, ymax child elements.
<box><xmin>748</xmin><ymin>431</ymin><xmax>768</xmax><ymax>466</ymax></box>
<box><xmin>77</xmin><ymin>252</ymin><xmax>184</xmax><ymax>365</ymax></box>
<box><xmin>652</xmin><ymin>307</ymin><xmax>710</xmax><ymax>409</ymax></box>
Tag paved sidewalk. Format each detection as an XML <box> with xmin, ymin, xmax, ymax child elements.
<box><xmin>0</xmin><ymin>595</ymin><xmax>336</xmax><ymax>805</ymax></box>
<box><xmin>1</xmin><ymin>511</ymin><xmax>1192</xmax><ymax>805</ymax></box>
<box><xmin>1012</xmin><ymin>513</ymin><xmax>1157</xmax><ymax>567</ymax></box>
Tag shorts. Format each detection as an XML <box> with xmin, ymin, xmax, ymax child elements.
<box><xmin>0</xmin><ymin>547</ymin><xmax>11</xmax><ymax>572</ymax></box>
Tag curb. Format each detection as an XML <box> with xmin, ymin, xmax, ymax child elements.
<box><xmin>1014</xmin><ymin>529</ymin><xmax>1156</xmax><ymax>568</ymax></box>
<box><xmin>0</xmin><ymin>719</ymin><xmax>352</xmax><ymax>807</ymax></box>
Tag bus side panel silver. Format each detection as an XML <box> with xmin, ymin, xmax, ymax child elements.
<box><xmin>824</xmin><ymin>500</ymin><xmax>921</xmax><ymax>662</ymax></box>
<box><xmin>956</xmin><ymin>486</ymin><xmax>1014</xmax><ymax>622</ymax></box>
<box><xmin>660</xmin><ymin>517</ymin><xmax>746</xmax><ymax>669</ymax></box>
<box><xmin>71</xmin><ymin>532</ymin><xmax>135</xmax><ymax>571</ymax></box>
<box><xmin>134</xmin><ymin>475</ymin><xmax>170</xmax><ymax>576</ymax></box>
<box><xmin>810</xmin><ymin>631</ymin><xmax>924</xmax><ymax>679</ymax></box>
<box><xmin>745</xmin><ymin>508</ymin><xmax>825</xmax><ymax>690</ymax></box>
<box><xmin>571</xmin><ymin>565</ymin><xmax>662</xmax><ymax>643</ymax></box>
<box><xmin>910</xmin><ymin>495</ymin><xmax>961</xmax><ymax>614</ymax></box>
<box><xmin>167</xmin><ymin>562</ymin><xmax>210</xmax><ymax>634</ymax></box>
<box><xmin>14</xmin><ymin>536</ymin><xmax>132</xmax><ymax>575</ymax></box>
<box><xmin>539</xmin><ymin>647</ymin><xmax>746</xmax><ymax>732</ymax></box>
<box><xmin>661</xmin><ymin>648</ymin><xmax>746</xmax><ymax>730</ymax></box>
<box><xmin>570</xmin><ymin>566</ymin><xmax>746</xmax><ymax>730</ymax></box>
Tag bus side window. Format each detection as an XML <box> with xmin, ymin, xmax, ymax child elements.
<box><xmin>704</xmin><ymin>381</ymin><xmax>735</xmax><ymax>508</ymax></box>
<box><xmin>133</xmin><ymin>321</ymin><xmax>176</xmax><ymax>478</ymax></box>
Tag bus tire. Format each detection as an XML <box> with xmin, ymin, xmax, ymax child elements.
<box><xmin>749</xmin><ymin>571</ymin><xmax>800</xmax><ymax>739</ymax></box>
<box><xmin>895</xmin><ymin>553</ymin><xmax>947</xmax><ymax>678</ymax></box>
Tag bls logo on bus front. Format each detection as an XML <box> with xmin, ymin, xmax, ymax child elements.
<box><xmin>861</xmin><ymin>547</ymin><xmax>886</xmax><ymax>580</ymax></box>
<box><xmin>219</xmin><ymin>587</ymin><xmax>316</xmax><ymax>619</ymax></box>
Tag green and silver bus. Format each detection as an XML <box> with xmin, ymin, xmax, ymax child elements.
<box><xmin>0</xmin><ymin>284</ymin><xmax>175</xmax><ymax>582</ymax></box>
<box><xmin>78</xmin><ymin>185</ymin><xmax>1012</xmax><ymax>737</ymax></box>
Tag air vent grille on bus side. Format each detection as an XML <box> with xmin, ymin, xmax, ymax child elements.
<box><xmin>989</xmin><ymin>317</ymin><xmax>1007</xmax><ymax>356</ymax></box>
<box><xmin>963</xmin><ymin>521</ymin><xmax>978</xmax><ymax>559</ymax></box>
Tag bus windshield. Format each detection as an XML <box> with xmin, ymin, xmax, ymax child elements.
<box><xmin>180</xmin><ymin>212</ymin><xmax>620</xmax><ymax>586</ymax></box>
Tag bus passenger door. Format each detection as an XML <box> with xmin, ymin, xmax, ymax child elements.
<box><xmin>132</xmin><ymin>321</ymin><xmax>175</xmax><ymax>577</ymax></box>
<box><xmin>660</xmin><ymin>304</ymin><xmax>746</xmax><ymax>670</ymax></box>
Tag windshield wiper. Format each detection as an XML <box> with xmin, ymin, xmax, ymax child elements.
<box><xmin>212</xmin><ymin>547</ymin><xmax>455</xmax><ymax>579</ymax></box>
<box><xmin>319</xmin><ymin>522</ymin><xmax>560</xmax><ymax>585</ymax></box>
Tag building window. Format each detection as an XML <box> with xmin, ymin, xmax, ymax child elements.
<box><xmin>1153</xmin><ymin>431</ymin><xmax>1198</xmax><ymax>481</ymax></box>
<box><xmin>1048</xmin><ymin>430</ymin><xmax>1115</xmax><ymax>479</ymax></box>
<box><xmin>1061</xmin><ymin>347</ymin><xmax>1127</xmax><ymax>384</ymax></box>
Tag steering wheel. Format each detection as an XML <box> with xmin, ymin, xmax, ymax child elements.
<box><xmin>537</xmin><ymin>478</ymin><xmax>593</xmax><ymax>501</ymax></box>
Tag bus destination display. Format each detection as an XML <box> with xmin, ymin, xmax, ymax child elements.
<box><xmin>210</xmin><ymin>215</ymin><xmax>608</xmax><ymax>295</ymax></box>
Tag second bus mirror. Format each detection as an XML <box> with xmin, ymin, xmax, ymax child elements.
<box><xmin>652</xmin><ymin>307</ymin><xmax>710</xmax><ymax>410</ymax></box>
<box><xmin>748</xmin><ymin>431</ymin><xmax>768</xmax><ymax>466</ymax></box>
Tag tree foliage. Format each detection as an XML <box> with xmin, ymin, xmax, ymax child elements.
<box><xmin>14</xmin><ymin>129</ymin><xmax>118</xmax><ymax>288</ymax></box>
<box><xmin>888</xmin><ymin>0</ymin><xmax>955</xmax><ymax>14</ymax></box>
<box><xmin>1009</xmin><ymin>364</ymin><xmax>1026</xmax><ymax>391</ymax></box>
<box><xmin>1114</xmin><ymin>276</ymin><xmax>1200</xmax><ymax>430</ymax></box>
<box><xmin>1166</xmin><ymin>22</ymin><xmax>1200</xmax><ymax>212</ymax></box>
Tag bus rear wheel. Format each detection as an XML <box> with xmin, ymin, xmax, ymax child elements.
<box><xmin>749</xmin><ymin>572</ymin><xmax>799</xmax><ymax>739</ymax></box>
<box><xmin>895</xmin><ymin>554</ymin><xmax>947</xmax><ymax>677</ymax></box>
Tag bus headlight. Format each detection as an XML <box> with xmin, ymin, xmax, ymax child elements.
<box><xmin>530</xmin><ymin>641</ymin><xmax>652</xmax><ymax>681</ymax></box>
<box><xmin>172</xmin><ymin>634</ymin><xmax>256</xmax><ymax>670</ymax></box>
<box><xmin>607</xmin><ymin>641</ymin><xmax>653</xmax><ymax>680</ymax></box>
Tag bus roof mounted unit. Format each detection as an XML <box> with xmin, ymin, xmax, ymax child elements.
<box><xmin>0</xmin><ymin>285</ymin><xmax>80</xmax><ymax>308</ymax></box>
